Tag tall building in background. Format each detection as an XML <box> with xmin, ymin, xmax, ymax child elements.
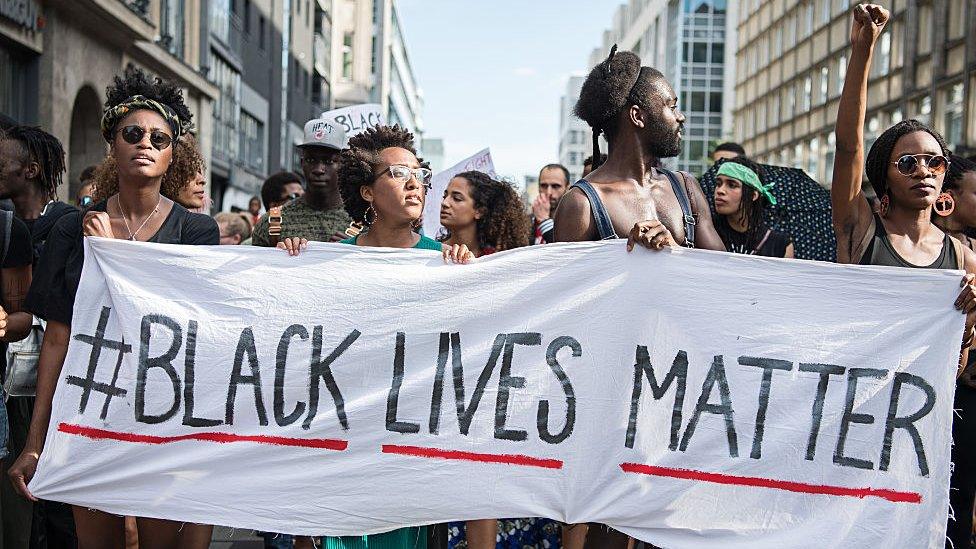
<box><xmin>0</xmin><ymin>0</ymin><xmax>217</xmax><ymax>201</ymax></box>
<box><xmin>332</xmin><ymin>0</ymin><xmax>424</xmax><ymax>148</ymax></box>
<box><xmin>558</xmin><ymin>75</ymin><xmax>590</xmax><ymax>182</ymax></box>
<box><xmin>577</xmin><ymin>0</ymin><xmax>734</xmax><ymax>177</ymax></box>
<box><xmin>733</xmin><ymin>0</ymin><xmax>976</xmax><ymax>188</ymax></box>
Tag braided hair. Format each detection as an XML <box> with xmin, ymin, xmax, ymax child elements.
<box><xmin>439</xmin><ymin>171</ymin><xmax>529</xmax><ymax>252</ymax></box>
<box><xmin>2</xmin><ymin>125</ymin><xmax>65</xmax><ymax>200</ymax></box>
<box><xmin>945</xmin><ymin>154</ymin><xmax>976</xmax><ymax>192</ymax></box>
<box><xmin>713</xmin><ymin>156</ymin><xmax>768</xmax><ymax>252</ymax></box>
<box><xmin>574</xmin><ymin>46</ymin><xmax>667</xmax><ymax>171</ymax></box>
<box><xmin>864</xmin><ymin>119</ymin><xmax>950</xmax><ymax>198</ymax></box>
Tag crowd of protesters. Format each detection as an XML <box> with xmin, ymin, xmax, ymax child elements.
<box><xmin>0</xmin><ymin>3</ymin><xmax>975</xmax><ymax>548</ymax></box>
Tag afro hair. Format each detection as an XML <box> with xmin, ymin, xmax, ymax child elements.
<box><xmin>337</xmin><ymin>124</ymin><xmax>422</xmax><ymax>223</ymax></box>
<box><xmin>104</xmin><ymin>65</ymin><xmax>193</xmax><ymax>134</ymax></box>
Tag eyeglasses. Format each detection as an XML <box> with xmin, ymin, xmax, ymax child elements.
<box><xmin>117</xmin><ymin>125</ymin><xmax>173</xmax><ymax>151</ymax></box>
<box><xmin>376</xmin><ymin>165</ymin><xmax>433</xmax><ymax>190</ymax></box>
<box><xmin>892</xmin><ymin>154</ymin><xmax>950</xmax><ymax>176</ymax></box>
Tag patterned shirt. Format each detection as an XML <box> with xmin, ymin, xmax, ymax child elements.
<box><xmin>251</xmin><ymin>196</ymin><xmax>353</xmax><ymax>247</ymax></box>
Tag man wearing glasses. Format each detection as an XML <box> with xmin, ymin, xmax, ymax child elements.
<box><xmin>251</xmin><ymin>117</ymin><xmax>352</xmax><ymax>247</ymax></box>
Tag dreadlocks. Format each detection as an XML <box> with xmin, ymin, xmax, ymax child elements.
<box><xmin>713</xmin><ymin>156</ymin><xmax>768</xmax><ymax>252</ymax></box>
<box><xmin>2</xmin><ymin>125</ymin><xmax>65</xmax><ymax>200</ymax></box>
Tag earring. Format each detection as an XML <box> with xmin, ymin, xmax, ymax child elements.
<box><xmin>879</xmin><ymin>194</ymin><xmax>890</xmax><ymax>217</ymax></box>
<box><xmin>364</xmin><ymin>204</ymin><xmax>378</xmax><ymax>225</ymax></box>
<box><xmin>935</xmin><ymin>192</ymin><xmax>956</xmax><ymax>217</ymax></box>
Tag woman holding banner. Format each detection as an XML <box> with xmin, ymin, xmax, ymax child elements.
<box><xmin>438</xmin><ymin>170</ymin><xmax>530</xmax><ymax>257</ymax></box>
<box><xmin>831</xmin><ymin>7</ymin><xmax>976</xmax><ymax>546</ymax></box>
<box><xmin>276</xmin><ymin>124</ymin><xmax>473</xmax><ymax>548</ymax></box>
<box><xmin>7</xmin><ymin>67</ymin><xmax>219</xmax><ymax>548</ymax></box>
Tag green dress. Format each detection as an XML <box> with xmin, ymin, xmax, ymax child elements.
<box><xmin>324</xmin><ymin>233</ymin><xmax>438</xmax><ymax>549</ymax></box>
<box><xmin>339</xmin><ymin>234</ymin><xmax>442</xmax><ymax>250</ymax></box>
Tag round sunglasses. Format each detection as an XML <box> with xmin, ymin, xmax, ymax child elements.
<box><xmin>117</xmin><ymin>125</ymin><xmax>173</xmax><ymax>151</ymax></box>
<box><xmin>892</xmin><ymin>154</ymin><xmax>949</xmax><ymax>176</ymax></box>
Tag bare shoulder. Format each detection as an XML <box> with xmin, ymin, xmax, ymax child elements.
<box><xmin>962</xmin><ymin>242</ymin><xmax>976</xmax><ymax>275</ymax></box>
<box><xmin>553</xmin><ymin>187</ymin><xmax>596</xmax><ymax>242</ymax></box>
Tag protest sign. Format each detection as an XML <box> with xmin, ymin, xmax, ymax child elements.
<box><xmin>322</xmin><ymin>103</ymin><xmax>385</xmax><ymax>145</ymax></box>
<box><xmin>30</xmin><ymin>240</ymin><xmax>962</xmax><ymax>547</ymax></box>
<box><xmin>421</xmin><ymin>148</ymin><xmax>496</xmax><ymax>238</ymax></box>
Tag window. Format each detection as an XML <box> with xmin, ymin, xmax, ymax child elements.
<box><xmin>871</xmin><ymin>32</ymin><xmax>890</xmax><ymax>77</ymax></box>
<box><xmin>804</xmin><ymin>1</ymin><xmax>814</xmax><ymax>36</ymax></box>
<box><xmin>693</xmin><ymin>43</ymin><xmax>707</xmax><ymax>62</ymax></box>
<box><xmin>819</xmin><ymin>66</ymin><xmax>829</xmax><ymax>104</ymax></box>
<box><xmin>209</xmin><ymin>53</ymin><xmax>241</xmax><ymax>162</ymax></box>
<box><xmin>711</xmin><ymin>43</ymin><xmax>724</xmax><ymax>63</ymax></box>
<box><xmin>865</xmin><ymin>114</ymin><xmax>881</xmax><ymax>152</ymax></box>
<box><xmin>820</xmin><ymin>0</ymin><xmax>830</xmax><ymax>24</ymax></box>
<box><xmin>917</xmin><ymin>95</ymin><xmax>932</xmax><ymax>124</ymax></box>
<box><xmin>949</xmin><ymin>0</ymin><xmax>966</xmax><ymax>39</ymax></box>
<box><xmin>918</xmin><ymin>4</ymin><xmax>932</xmax><ymax>56</ymax></box>
<box><xmin>709</xmin><ymin>92</ymin><xmax>722</xmax><ymax>112</ymax></box>
<box><xmin>259</xmin><ymin>16</ymin><xmax>265</xmax><ymax>50</ymax></box>
<box><xmin>243</xmin><ymin>0</ymin><xmax>250</xmax><ymax>33</ymax></box>
<box><xmin>160</xmin><ymin>0</ymin><xmax>185</xmax><ymax>58</ymax></box>
<box><xmin>825</xmin><ymin>132</ymin><xmax>836</xmax><ymax>182</ymax></box>
<box><xmin>802</xmin><ymin>76</ymin><xmax>812</xmax><ymax>111</ymax></box>
<box><xmin>836</xmin><ymin>55</ymin><xmax>846</xmax><ymax>95</ymax></box>
<box><xmin>691</xmin><ymin>92</ymin><xmax>706</xmax><ymax>111</ymax></box>
<box><xmin>794</xmin><ymin>143</ymin><xmax>804</xmax><ymax>169</ymax></box>
<box><xmin>808</xmin><ymin>137</ymin><xmax>819</xmax><ymax>177</ymax></box>
<box><xmin>238</xmin><ymin>111</ymin><xmax>264</xmax><ymax>170</ymax></box>
<box><xmin>342</xmin><ymin>32</ymin><xmax>353</xmax><ymax>79</ymax></box>
<box><xmin>945</xmin><ymin>83</ymin><xmax>964</xmax><ymax>148</ymax></box>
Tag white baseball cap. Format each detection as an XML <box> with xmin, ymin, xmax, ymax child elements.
<box><xmin>300</xmin><ymin>117</ymin><xmax>346</xmax><ymax>150</ymax></box>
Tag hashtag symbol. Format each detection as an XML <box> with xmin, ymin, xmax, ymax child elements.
<box><xmin>65</xmin><ymin>306</ymin><xmax>131</xmax><ymax>419</ymax></box>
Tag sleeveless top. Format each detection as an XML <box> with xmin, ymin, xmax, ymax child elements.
<box><xmin>570</xmin><ymin>168</ymin><xmax>697</xmax><ymax>247</ymax></box>
<box><xmin>858</xmin><ymin>214</ymin><xmax>957</xmax><ymax>269</ymax></box>
<box><xmin>722</xmin><ymin>226</ymin><xmax>792</xmax><ymax>257</ymax></box>
<box><xmin>339</xmin><ymin>233</ymin><xmax>442</xmax><ymax>250</ymax></box>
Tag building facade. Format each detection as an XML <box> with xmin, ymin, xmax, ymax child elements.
<box><xmin>0</xmin><ymin>0</ymin><xmax>217</xmax><ymax>202</ymax></box>
<box><xmin>733</xmin><ymin>0</ymin><xmax>976</xmax><ymax>188</ymax></box>
<box><xmin>331</xmin><ymin>0</ymin><xmax>424</xmax><ymax>149</ymax></box>
<box><xmin>558</xmin><ymin>75</ymin><xmax>590</xmax><ymax>182</ymax></box>
<box><xmin>578</xmin><ymin>0</ymin><xmax>734</xmax><ymax>177</ymax></box>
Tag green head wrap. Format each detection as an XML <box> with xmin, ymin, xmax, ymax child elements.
<box><xmin>100</xmin><ymin>95</ymin><xmax>187</xmax><ymax>143</ymax></box>
<box><xmin>716</xmin><ymin>161</ymin><xmax>776</xmax><ymax>206</ymax></box>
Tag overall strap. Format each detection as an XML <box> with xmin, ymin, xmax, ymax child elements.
<box><xmin>660</xmin><ymin>168</ymin><xmax>696</xmax><ymax>248</ymax></box>
<box><xmin>571</xmin><ymin>179</ymin><xmax>618</xmax><ymax>240</ymax></box>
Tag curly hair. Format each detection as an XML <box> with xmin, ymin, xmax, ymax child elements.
<box><xmin>574</xmin><ymin>47</ymin><xmax>666</xmax><ymax>170</ymax></box>
<box><xmin>865</xmin><ymin>119</ymin><xmax>950</xmax><ymax>198</ymax></box>
<box><xmin>104</xmin><ymin>65</ymin><xmax>193</xmax><ymax>134</ymax></box>
<box><xmin>713</xmin><ymin>156</ymin><xmax>768</xmax><ymax>251</ymax></box>
<box><xmin>440</xmin><ymin>171</ymin><xmax>529</xmax><ymax>251</ymax></box>
<box><xmin>90</xmin><ymin>134</ymin><xmax>204</xmax><ymax>204</ymax></box>
<box><xmin>337</xmin><ymin>124</ymin><xmax>421</xmax><ymax>223</ymax></box>
<box><xmin>2</xmin><ymin>125</ymin><xmax>65</xmax><ymax>200</ymax></box>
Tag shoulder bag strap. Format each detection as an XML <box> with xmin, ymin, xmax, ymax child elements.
<box><xmin>661</xmin><ymin>169</ymin><xmax>696</xmax><ymax>248</ymax></box>
<box><xmin>570</xmin><ymin>179</ymin><xmax>618</xmax><ymax>240</ymax></box>
<box><xmin>268</xmin><ymin>206</ymin><xmax>283</xmax><ymax>247</ymax></box>
<box><xmin>950</xmin><ymin>235</ymin><xmax>966</xmax><ymax>270</ymax></box>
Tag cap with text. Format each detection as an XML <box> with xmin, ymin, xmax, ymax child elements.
<box><xmin>300</xmin><ymin>118</ymin><xmax>346</xmax><ymax>150</ymax></box>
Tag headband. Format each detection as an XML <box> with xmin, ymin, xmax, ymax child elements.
<box><xmin>717</xmin><ymin>162</ymin><xmax>777</xmax><ymax>206</ymax></box>
<box><xmin>100</xmin><ymin>95</ymin><xmax>185</xmax><ymax>143</ymax></box>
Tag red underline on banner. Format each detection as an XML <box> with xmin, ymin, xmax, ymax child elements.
<box><xmin>382</xmin><ymin>444</ymin><xmax>563</xmax><ymax>469</ymax></box>
<box><xmin>58</xmin><ymin>423</ymin><xmax>349</xmax><ymax>451</ymax></box>
<box><xmin>620</xmin><ymin>463</ymin><xmax>921</xmax><ymax>504</ymax></box>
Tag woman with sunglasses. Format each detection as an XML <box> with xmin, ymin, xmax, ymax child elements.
<box><xmin>8</xmin><ymin>67</ymin><xmax>218</xmax><ymax>548</ymax></box>
<box><xmin>834</xmin><ymin>9</ymin><xmax>976</xmax><ymax>544</ymax></box>
<box><xmin>712</xmin><ymin>156</ymin><xmax>793</xmax><ymax>258</ymax></box>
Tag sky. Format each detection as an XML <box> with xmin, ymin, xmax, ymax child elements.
<box><xmin>396</xmin><ymin>1</ymin><xmax>620</xmax><ymax>186</ymax></box>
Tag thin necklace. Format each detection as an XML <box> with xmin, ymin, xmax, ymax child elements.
<box><xmin>116</xmin><ymin>194</ymin><xmax>162</xmax><ymax>241</ymax></box>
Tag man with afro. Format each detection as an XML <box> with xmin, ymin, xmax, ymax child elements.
<box><xmin>553</xmin><ymin>47</ymin><xmax>724</xmax><ymax>253</ymax></box>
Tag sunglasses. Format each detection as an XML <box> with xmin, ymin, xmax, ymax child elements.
<box><xmin>892</xmin><ymin>154</ymin><xmax>949</xmax><ymax>177</ymax></box>
<box><xmin>376</xmin><ymin>165</ymin><xmax>433</xmax><ymax>190</ymax></box>
<box><xmin>117</xmin><ymin>125</ymin><xmax>173</xmax><ymax>151</ymax></box>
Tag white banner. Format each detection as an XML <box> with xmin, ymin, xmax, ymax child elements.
<box><xmin>322</xmin><ymin>103</ymin><xmax>385</xmax><ymax>145</ymax></box>
<box><xmin>421</xmin><ymin>148</ymin><xmax>496</xmax><ymax>238</ymax></box>
<box><xmin>30</xmin><ymin>240</ymin><xmax>962</xmax><ymax>547</ymax></box>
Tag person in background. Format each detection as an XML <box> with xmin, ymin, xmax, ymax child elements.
<box><xmin>77</xmin><ymin>165</ymin><xmax>97</xmax><ymax>207</ymax></box>
<box><xmin>530</xmin><ymin>163</ymin><xmax>570</xmax><ymax>244</ymax></box>
<box><xmin>710</xmin><ymin>142</ymin><xmax>745</xmax><ymax>163</ymax></box>
<box><xmin>439</xmin><ymin>170</ymin><xmax>529</xmax><ymax>257</ymax></box>
<box><xmin>7</xmin><ymin>66</ymin><xmax>218</xmax><ymax>549</ymax></box>
<box><xmin>215</xmin><ymin>211</ymin><xmax>251</xmax><ymax>245</ymax></box>
<box><xmin>252</xmin><ymin>118</ymin><xmax>350</xmax><ymax>247</ymax></box>
<box><xmin>581</xmin><ymin>154</ymin><xmax>607</xmax><ymax>178</ymax></box>
<box><xmin>712</xmin><ymin>156</ymin><xmax>794</xmax><ymax>257</ymax></box>
<box><xmin>260</xmin><ymin>171</ymin><xmax>305</xmax><ymax>211</ymax></box>
<box><xmin>0</xmin><ymin>125</ymin><xmax>78</xmax><ymax>548</ymax></box>
<box><xmin>829</xmin><ymin>9</ymin><xmax>976</xmax><ymax>547</ymax></box>
<box><xmin>248</xmin><ymin>195</ymin><xmax>262</xmax><ymax>226</ymax></box>
<box><xmin>934</xmin><ymin>155</ymin><xmax>976</xmax><ymax>252</ymax></box>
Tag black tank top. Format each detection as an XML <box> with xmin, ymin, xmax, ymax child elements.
<box><xmin>859</xmin><ymin>214</ymin><xmax>957</xmax><ymax>269</ymax></box>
